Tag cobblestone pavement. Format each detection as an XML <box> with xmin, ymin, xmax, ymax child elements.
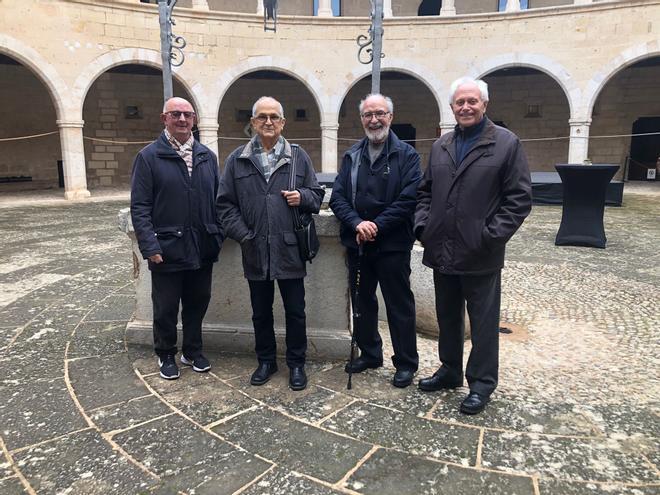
<box><xmin>0</xmin><ymin>185</ymin><xmax>658</xmax><ymax>494</ymax></box>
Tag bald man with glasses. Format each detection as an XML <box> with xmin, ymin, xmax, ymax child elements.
<box><xmin>131</xmin><ymin>97</ymin><xmax>223</xmax><ymax>380</ymax></box>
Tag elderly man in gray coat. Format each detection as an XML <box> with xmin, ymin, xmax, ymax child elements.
<box><xmin>217</xmin><ymin>96</ymin><xmax>323</xmax><ymax>391</ymax></box>
<box><xmin>415</xmin><ymin>77</ymin><xmax>531</xmax><ymax>415</ymax></box>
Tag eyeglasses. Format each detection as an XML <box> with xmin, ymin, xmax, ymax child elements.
<box><xmin>254</xmin><ymin>114</ymin><xmax>283</xmax><ymax>123</ymax></box>
<box><xmin>361</xmin><ymin>111</ymin><xmax>391</xmax><ymax>120</ymax></box>
<box><xmin>165</xmin><ymin>111</ymin><xmax>196</xmax><ymax>119</ymax></box>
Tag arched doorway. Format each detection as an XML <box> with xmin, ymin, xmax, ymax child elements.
<box><xmin>338</xmin><ymin>72</ymin><xmax>440</xmax><ymax>170</ymax></box>
<box><xmin>0</xmin><ymin>54</ymin><xmax>62</xmax><ymax>191</ymax></box>
<box><xmin>482</xmin><ymin>67</ymin><xmax>571</xmax><ymax>172</ymax></box>
<box><xmin>217</xmin><ymin>70</ymin><xmax>322</xmax><ymax>170</ymax></box>
<box><xmin>82</xmin><ymin>64</ymin><xmax>192</xmax><ymax>189</ymax></box>
<box><xmin>590</xmin><ymin>56</ymin><xmax>660</xmax><ymax>180</ymax></box>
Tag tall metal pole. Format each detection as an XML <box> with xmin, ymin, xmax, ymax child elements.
<box><xmin>371</xmin><ymin>0</ymin><xmax>384</xmax><ymax>94</ymax></box>
<box><xmin>356</xmin><ymin>0</ymin><xmax>385</xmax><ymax>94</ymax></box>
<box><xmin>158</xmin><ymin>0</ymin><xmax>173</xmax><ymax>101</ymax></box>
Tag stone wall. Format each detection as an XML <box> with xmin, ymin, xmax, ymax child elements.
<box><xmin>483</xmin><ymin>71</ymin><xmax>571</xmax><ymax>172</ymax></box>
<box><xmin>82</xmin><ymin>71</ymin><xmax>189</xmax><ymax>188</ymax></box>
<box><xmin>217</xmin><ymin>77</ymin><xmax>322</xmax><ymax>171</ymax></box>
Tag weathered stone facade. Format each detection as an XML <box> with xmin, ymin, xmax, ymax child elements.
<box><xmin>0</xmin><ymin>0</ymin><xmax>658</xmax><ymax>197</ymax></box>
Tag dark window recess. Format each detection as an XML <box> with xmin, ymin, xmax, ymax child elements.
<box><xmin>525</xmin><ymin>104</ymin><xmax>542</xmax><ymax>118</ymax></box>
<box><xmin>58</xmin><ymin>160</ymin><xmax>64</xmax><ymax>188</ymax></box>
<box><xmin>125</xmin><ymin>106</ymin><xmax>141</xmax><ymax>119</ymax></box>
<box><xmin>628</xmin><ymin>116</ymin><xmax>660</xmax><ymax>180</ymax></box>
<box><xmin>295</xmin><ymin>109</ymin><xmax>307</xmax><ymax>121</ymax></box>
<box><xmin>418</xmin><ymin>0</ymin><xmax>441</xmax><ymax>16</ymax></box>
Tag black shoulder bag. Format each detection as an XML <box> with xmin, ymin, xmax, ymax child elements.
<box><xmin>289</xmin><ymin>144</ymin><xmax>320</xmax><ymax>263</ymax></box>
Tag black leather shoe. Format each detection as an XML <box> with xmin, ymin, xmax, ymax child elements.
<box><xmin>392</xmin><ymin>369</ymin><xmax>414</xmax><ymax>388</ymax></box>
<box><xmin>250</xmin><ymin>362</ymin><xmax>278</xmax><ymax>386</ymax></box>
<box><xmin>289</xmin><ymin>366</ymin><xmax>307</xmax><ymax>391</ymax></box>
<box><xmin>418</xmin><ymin>368</ymin><xmax>463</xmax><ymax>392</ymax></box>
<box><xmin>344</xmin><ymin>356</ymin><xmax>383</xmax><ymax>374</ymax></box>
<box><xmin>460</xmin><ymin>392</ymin><xmax>489</xmax><ymax>415</ymax></box>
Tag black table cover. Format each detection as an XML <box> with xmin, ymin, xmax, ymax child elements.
<box><xmin>554</xmin><ymin>164</ymin><xmax>619</xmax><ymax>248</ymax></box>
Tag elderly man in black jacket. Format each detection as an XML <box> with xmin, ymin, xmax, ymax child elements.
<box><xmin>217</xmin><ymin>96</ymin><xmax>323</xmax><ymax>391</ymax></box>
<box><xmin>415</xmin><ymin>77</ymin><xmax>532</xmax><ymax>414</ymax></box>
<box><xmin>131</xmin><ymin>97</ymin><xmax>223</xmax><ymax>380</ymax></box>
<box><xmin>330</xmin><ymin>93</ymin><xmax>421</xmax><ymax>388</ymax></box>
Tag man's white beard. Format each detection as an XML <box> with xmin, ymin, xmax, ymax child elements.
<box><xmin>365</xmin><ymin>125</ymin><xmax>389</xmax><ymax>143</ymax></box>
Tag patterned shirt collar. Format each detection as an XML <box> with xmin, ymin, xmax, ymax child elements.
<box><xmin>164</xmin><ymin>128</ymin><xmax>194</xmax><ymax>151</ymax></box>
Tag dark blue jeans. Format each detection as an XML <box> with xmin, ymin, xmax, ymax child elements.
<box><xmin>248</xmin><ymin>278</ymin><xmax>307</xmax><ymax>368</ymax></box>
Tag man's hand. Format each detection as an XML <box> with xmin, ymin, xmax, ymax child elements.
<box><xmin>355</xmin><ymin>220</ymin><xmax>378</xmax><ymax>244</ymax></box>
<box><xmin>281</xmin><ymin>190</ymin><xmax>301</xmax><ymax>206</ymax></box>
<box><xmin>149</xmin><ymin>254</ymin><xmax>163</xmax><ymax>264</ymax></box>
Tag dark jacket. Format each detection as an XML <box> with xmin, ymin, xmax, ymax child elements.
<box><xmin>329</xmin><ymin>130</ymin><xmax>422</xmax><ymax>252</ymax></box>
<box><xmin>216</xmin><ymin>137</ymin><xmax>324</xmax><ymax>281</ymax></box>
<box><xmin>130</xmin><ymin>132</ymin><xmax>223</xmax><ymax>273</ymax></box>
<box><xmin>415</xmin><ymin>118</ymin><xmax>532</xmax><ymax>275</ymax></box>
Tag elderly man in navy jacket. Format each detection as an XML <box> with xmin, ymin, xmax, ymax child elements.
<box><xmin>415</xmin><ymin>77</ymin><xmax>532</xmax><ymax>414</ymax></box>
<box><xmin>131</xmin><ymin>97</ymin><xmax>223</xmax><ymax>380</ymax></box>
<box><xmin>330</xmin><ymin>93</ymin><xmax>421</xmax><ymax>388</ymax></box>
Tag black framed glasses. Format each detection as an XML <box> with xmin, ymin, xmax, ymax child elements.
<box><xmin>361</xmin><ymin>111</ymin><xmax>391</xmax><ymax>120</ymax></box>
<box><xmin>254</xmin><ymin>114</ymin><xmax>282</xmax><ymax>123</ymax></box>
<box><xmin>165</xmin><ymin>110</ymin><xmax>196</xmax><ymax>119</ymax></box>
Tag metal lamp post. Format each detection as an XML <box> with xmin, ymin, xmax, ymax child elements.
<box><xmin>356</xmin><ymin>0</ymin><xmax>385</xmax><ymax>94</ymax></box>
<box><xmin>158</xmin><ymin>0</ymin><xmax>187</xmax><ymax>102</ymax></box>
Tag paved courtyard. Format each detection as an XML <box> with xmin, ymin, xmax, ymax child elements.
<box><xmin>0</xmin><ymin>185</ymin><xmax>658</xmax><ymax>494</ymax></box>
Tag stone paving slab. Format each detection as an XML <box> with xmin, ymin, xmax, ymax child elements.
<box><xmin>82</xmin><ymin>294</ymin><xmax>135</xmax><ymax>323</ymax></box>
<box><xmin>240</xmin><ymin>468</ymin><xmax>344</xmax><ymax>494</ymax></box>
<box><xmin>323</xmin><ymin>401</ymin><xmax>480</xmax><ymax>465</ymax></box>
<box><xmin>346</xmin><ymin>448</ymin><xmax>535</xmax><ymax>495</ymax></box>
<box><xmin>481</xmin><ymin>430</ymin><xmax>658</xmax><ymax>483</ymax></box>
<box><xmin>213</xmin><ymin>406</ymin><xmax>373</xmax><ymax>483</ymax></box>
<box><xmin>68</xmin><ymin>352</ymin><xmax>149</xmax><ymax>410</ymax></box>
<box><xmin>0</xmin><ymin>477</ymin><xmax>27</xmax><ymax>495</ymax></box>
<box><xmin>0</xmin><ymin>379</ymin><xmax>88</xmax><ymax>451</ymax></box>
<box><xmin>113</xmin><ymin>414</ymin><xmax>271</xmax><ymax>494</ymax></box>
<box><xmin>68</xmin><ymin>321</ymin><xmax>127</xmax><ymax>359</ymax></box>
<box><xmin>537</xmin><ymin>479</ymin><xmax>660</xmax><ymax>495</ymax></box>
<box><xmin>12</xmin><ymin>429</ymin><xmax>157</xmax><ymax>494</ymax></box>
<box><xmin>88</xmin><ymin>395</ymin><xmax>172</xmax><ymax>434</ymax></box>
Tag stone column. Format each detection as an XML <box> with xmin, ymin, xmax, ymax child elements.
<box><xmin>197</xmin><ymin>120</ymin><xmax>219</xmax><ymax>161</ymax></box>
<box><xmin>256</xmin><ymin>0</ymin><xmax>263</xmax><ymax>15</ymax></box>
<box><xmin>383</xmin><ymin>0</ymin><xmax>393</xmax><ymax>18</ymax></box>
<box><xmin>191</xmin><ymin>0</ymin><xmax>209</xmax><ymax>10</ymax></box>
<box><xmin>438</xmin><ymin>121</ymin><xmax>456</xmax><ymax>136</ymax></box>
<box><xmin>317</xmin><ymin>0</ymin><xmax>333</xmax><ymax>16</ymax></box>
<box><xmin>321</xmin><ymin>123</ymin><xmax>339</xmax><ymax>173</ymax></box>
<box><xmin>505</xmin><ymin>0</ymin><xmax>521</xmax><ymax>12</ymax></box>
<box><xmin>57</xmin><ymin>120</ymin><xmax>91</xmax><ymax>200</ymax></box>
<box><xmin>440</xmin><ymin>0</ymin><xmax>456</xmax><ymax>16</ymax></box>
<box><xmin>568</xmin><ymin>119</ymin><xmax>591</xmax><ymax>164</ymax></box>
<box><xmin>574</xmin><ymin>0</ymin><xmax>593</xmax><ymax>5</ymax></box>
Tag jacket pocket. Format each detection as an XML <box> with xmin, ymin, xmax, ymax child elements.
<box><xmin>240</xmin><ymin>232</ymin><xmax>261</xmax><ymax>277</ymax></box>
<box><xmin>155</xmin><ymin>225</ymin><xmax>186</xmax><ymax>264</ymax></box>
<box><xmin>276</xmin><ymin>231</ymin><xmax>303</xmax><ymax>275</ymax></box>
<box><xmin>200</xmin><ymin>223</ymin><xmax>223</xmax><ymax>263</ymax></box>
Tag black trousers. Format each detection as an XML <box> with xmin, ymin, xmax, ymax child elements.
<box><xmin>347</xmin><ymin>249</ymin><xmax>418</xmax><ymax>371</ymax></box>
<box><xmin>433</xmin><ymin>270</ymin><xmax>501</xmax><ymax>397</ymax></box>
<box><xmin>151</xmin><ymin>264</ymin><xmax>213</xmax><ymax>359</ymax></box>
<box><xmin>247</xmin><ymin>278</ymin><xmax>307</xmax><ymax>368</ymax></box>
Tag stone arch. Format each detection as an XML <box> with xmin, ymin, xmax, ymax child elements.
<box><xmin>0</xmin><ymin>34</ymin><xmax>67</xmax><ymax>120</ymax></box>
<box><xmin>471</xmin><ymin>53</ymin><xmax>578</xmax><ymax>119</ymax></box>
<box><xmin>71</xmin><ymin>48</ymin><xmax>202</xmax><ymax>120</ymax></box>
<box><xmin>213</xmin><ymin>56</ymin><xmax>329</xmax><ymax>122</ymax></box>
<box><xmin>583</xmin><ymin>40</ymin><xmax>660</xmax><ymax>118</ymax></box>
<box><xmin>337</xmin><ymin>59</ymin><xmax>444</xmax><ymax>123</ymax></box>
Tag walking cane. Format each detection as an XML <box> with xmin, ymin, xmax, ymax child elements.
<box><xmin>347</xmin><ymin>243</ymin><xmax>364</xmax><ymax>390</ymax></box>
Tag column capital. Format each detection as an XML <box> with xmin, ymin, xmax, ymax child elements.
<box><xmin>56</xmin><ymin>120</ymin><xmax>84</xmax><ymax>129</ymax></box>
<box><xmin>196</xmin><ymin>123</ymin><xmax>219</xmax><ymax>132</ymax></box>
<box><xmin>568</xmin><ymin>119</ymin><xmax>592</xmax><ymax>127</ymax></box>
<box><xmin>320</xmin><ymin>123</ymin><xmax>340</xmax><ymax>131</ymax></box>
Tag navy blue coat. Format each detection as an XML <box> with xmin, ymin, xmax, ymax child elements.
<box><xmin>130</xmin><ymin>132</ymin><xmax>223</xmax><ymax>272</ymax></box>
<box><xmin>329</xmin><ymin>131</ymin><xmax>422</xmax><ymax>252</ymax></box>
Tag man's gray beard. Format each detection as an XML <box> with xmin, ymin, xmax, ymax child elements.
<box><xmin>365</xmin><ymin>126</ymin><xmax>389</xmax><ymax>143</ymax></box>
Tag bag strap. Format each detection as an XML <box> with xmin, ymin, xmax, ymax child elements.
<box><xmin>289</xmin><ymin>144</ymin><xmax>302</xmax><ymax>230</ymax></box>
